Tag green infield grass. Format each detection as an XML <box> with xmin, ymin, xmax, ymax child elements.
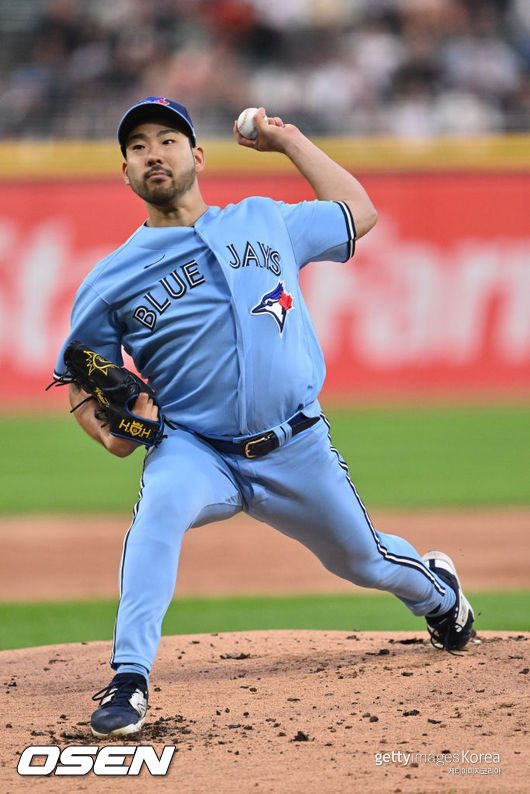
<box><xmin>1</xmin><ymin>403</ymin><xmax>529</xmax><ymax>513</ymax></box>
<box><xmin>0</xmin><ymin>591</ymin><xmax>527</xmax><ymax>652</ymax></box>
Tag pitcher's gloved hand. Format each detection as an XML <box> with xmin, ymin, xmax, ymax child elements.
<box><xmin>58</xmin><ymin>341</ymin><xmax>165</xmax><ymax>447</ymax></box>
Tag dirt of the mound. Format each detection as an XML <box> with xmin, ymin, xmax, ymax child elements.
<box><xmin>1</xmin><ymin>508</ymin><xmax>528</xmax><ymax>601</ymax></box>
<box><xmin>1</xmin><ymin>509</ymin><xmax>528</xmax><ymax>792</ymax></box>
<box><xmin>1</xmin><ymin>630</ymin><xmax>528</xmax><ymax>794</ymax></box>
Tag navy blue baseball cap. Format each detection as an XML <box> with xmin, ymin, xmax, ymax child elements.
<box><xmin>117</xmin><ymin>96</ymin><xmax>197</xmax><ymax>155</ymax></box>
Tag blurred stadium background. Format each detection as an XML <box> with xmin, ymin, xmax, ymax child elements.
<box><xmin>0</xmin><ymin>0</ymin><xmax>528</xmax><ymax>407</ymax></box>
<box><xmin>1</xmin><ymin>0</ymin><xmax>529</xmax><ymax>138</ymax></box>
<box><xmin>0</xmin><ymin>1</ymin><xmax>528</xmax><ymax>643</ymax></box>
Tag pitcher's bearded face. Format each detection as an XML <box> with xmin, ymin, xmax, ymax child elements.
<box><xmin>123</xmin><ymin>122</ymin><xmax>198</xmax><ymax>208</ymax></box>
<box><xmin>128</xmin><ymin>161</ymin><xmax>197</xmax><ymax>207</ymax></box>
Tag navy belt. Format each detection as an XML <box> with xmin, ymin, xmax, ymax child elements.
<box><xmin>198</xmin><ymin>413</ymin><xmax>320</xmax><ymax>459</ymax></box>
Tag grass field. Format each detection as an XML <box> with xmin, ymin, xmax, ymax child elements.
<box><xmin>1</xmin><ymin>404</ymin><xmax>528</xmax><ymax>650</ymax></box>
<box><xmin>0</xmin><ymin>591</ymin><xmax>528</xmax><ymax>652</ymax></box>
<box><xmin>1</xmin><ymin>403</ymin><xmax>529</xmax><ymax>513</ymax></box>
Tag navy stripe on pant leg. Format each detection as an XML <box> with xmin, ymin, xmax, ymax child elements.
<box><xmin>320</xmin><ymin>413</ymin><xmax>446</xmax><ymax>597</ymax></box>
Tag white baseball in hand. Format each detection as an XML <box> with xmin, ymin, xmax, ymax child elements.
<box><xmin>237</xmin><ymin>107</ymin><xmax>267</xmax><ymax>140</ymax></box>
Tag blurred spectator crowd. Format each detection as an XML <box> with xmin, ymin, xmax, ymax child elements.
<box><xmin>0</xmin><ymin>0</ymin><xmax>529</xmax><ymax>140</ymax></box>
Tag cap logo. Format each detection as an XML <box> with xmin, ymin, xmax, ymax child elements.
<box><xmin>153</xmin><ymin>98</ymin><xmax>170</xmax><ymax>105</ymax></box>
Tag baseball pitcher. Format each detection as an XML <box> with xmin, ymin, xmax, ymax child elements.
<box><xmin>52</xmin><ymin>97</ymin><xmax>474</xmax><ymax>738</ymax></box>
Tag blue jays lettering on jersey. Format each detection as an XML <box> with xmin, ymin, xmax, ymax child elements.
<box><xmin>56</xmin><ymin>197</ymin><xmax>356</xmax><ymax>438</ymax></box>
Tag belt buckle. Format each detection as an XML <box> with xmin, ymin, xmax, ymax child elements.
<box><xmin>244</xmin><ymin>431</ymin><xmax>274</xmax><ymax>459</ymax></box>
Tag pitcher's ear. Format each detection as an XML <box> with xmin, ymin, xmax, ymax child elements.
<box><xmin>193</xmin><ymin>146</ymin><xmax>206</xmax><ymax>173</ymax></box>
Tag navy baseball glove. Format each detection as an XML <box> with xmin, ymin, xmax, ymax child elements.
<box><xmin>54</xmin><ymin>341</ymin><xmax>165</xmax><ymax>447</ymax></box>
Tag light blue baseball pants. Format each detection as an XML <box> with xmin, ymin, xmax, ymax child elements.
<box><xmin>111</xmin><ymin>415</ymin><xmax>454</xmax><ymax>673</ymax></box>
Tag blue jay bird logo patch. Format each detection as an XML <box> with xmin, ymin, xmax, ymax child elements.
<box><xmin>250</xmin><ymin>281</ymin><xmax>293</xmax><ymax>335</ymax></box>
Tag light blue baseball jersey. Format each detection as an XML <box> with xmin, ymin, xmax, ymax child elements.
<box><xmin>55</xmin><ymin>197</ymin><xmax>355</xmax><ymax>438</ymax></box>
<box><xmin>56</xmin><ymin>192</ymin><xmax>459</xmax><ymax>681</ymax></box>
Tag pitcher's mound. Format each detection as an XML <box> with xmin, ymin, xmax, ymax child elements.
<box><xmin>1</xmin><ymin>630</ymin><xmax>527</xmax><ymax>793</ymax></box>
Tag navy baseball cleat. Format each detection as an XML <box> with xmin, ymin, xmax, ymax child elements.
<box><xmin>90</xmin><ymin>673</ymin><xmax>148</xmax><ymax>737</ymax></box>
<box><xmin>423</xmin><ymin>550</ymin><xmax>475</xmax><ymax>653</ymax></box>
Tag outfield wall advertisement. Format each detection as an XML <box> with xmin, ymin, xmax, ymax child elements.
<box><xmin>0</xmin><ymin>171</ymin><xmax>528</xmax><ymax>405</ymax></box>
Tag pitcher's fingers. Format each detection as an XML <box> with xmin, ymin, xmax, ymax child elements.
<box><xmin>132</xmin><ymin>392</ymin><xmax>159</xmax><ymax>420</ymax></box>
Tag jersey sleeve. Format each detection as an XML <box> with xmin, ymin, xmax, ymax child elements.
<box><xmin>54</xmin><ymin>281</ymin><xmax>124</xmax><ymax>378</ymax></box>
<box><xmin>278</xmin><ymin>199</ymin><xmax>356</xmax><ymax>268</ymax></box>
